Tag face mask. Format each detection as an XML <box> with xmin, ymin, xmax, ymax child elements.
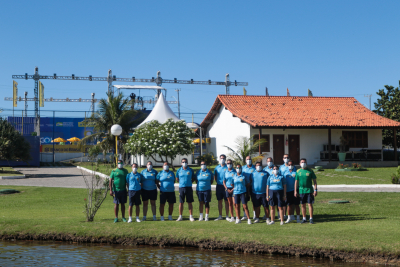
<box><xmin>201</xmin><ymin>164</ymin><xmax>206</xmax><ymax>170</ymax></box>
<box><xmin>220</xmin><ymin>159</ymin><xmax>226</xmax><ymax>165</ymax></box>
<box><xmin>182</xmin><ymin>162</ymin><xmax>188</xmax><ymax>168</ymax></box>
<box><xmin>273</xmin><ymin>170</ymin><xmax>279</xmax><ymax>175</ymax></box>
<box><xmin>283</xmin><ymin>158</ymin><xmax>289</xmax><ymax>163</ymax></box>
<box><xmin>246</xmin><ymin>159</ymin><xmax>252</xmax><ymax>165</ymax></box>
<box><xmin>236</xmin><ymin>168</ymin><xmax>241</xmax><ymax>174</ymax></box>
<box><xmin>132</xmin><ymin>168</ymin><xmax>137</xmax><ymax>173</ymax></box>
<box><xmin>301</xmin><ymin>162</ymin><xmax>307</xmax><ymax>168</ymax></box>
<box><xmin>118</xmin><ymin>163</ymin><xmax>123</xmax><ymax>169</ymax></box>
<box><xmin>147</xmin><ymin>165</ymin><xmax>152</xmax><ymax>170</ymax></box>
<box><xmin>288</xmin><ymin>165</ymin><xmax>293</xmax><ymax>170</ymax></box>
<box><xmin>163</xmin><ymin>165</ymin><xmax>169</xmax><ymax>171</ymax></box>
<box><xmin>227</xmin><ymin>164</ymin><xmax>232</xmax><ymax>169</ymax></box>
<box><xmin>256</xmin><ymin>166</ymin><xmax>262</xmax><ymax>172</ymax></box>
<box><xmin>267</xmin><ymin>162</ymin><xmax>273</xmax><ymax>167</ymax></box>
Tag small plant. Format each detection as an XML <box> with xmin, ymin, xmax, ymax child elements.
<box><xmin>31</xmin><ymin>132</ymin><xmax>37</xmax><ymax>136</ymax></box>
<box><xmin>391</xmin><ymin>166</ymin><xmax>400</xmax><ymax>184</ymax></box>
<box><xmin>196</xmin><ymin>152</ymin><xmax>218</xmax><ymax>166</ymax></box>
<box><xmin>337</xmin><ymin>163</ymin><xmax>344</xmax><ymax>169</ymax></box>
<box><xmin>343</xmin><ymin>164</ymin><xmax>349</xmax><ymax>168</ymax></box>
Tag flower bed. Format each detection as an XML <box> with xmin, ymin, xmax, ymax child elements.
<box><xmin>335</xmin><ymin>163</ymin><xmax>367</xmax><ymax>172</ymax></box>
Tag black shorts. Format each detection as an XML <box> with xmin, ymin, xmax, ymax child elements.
<box><xmin>225</xmin><ymin>188</ymin><xmax>233</xmax><ymax>198</ymax></box>
<box><xmin>216</xmin><ymin>184</ymin><xmax>227</xmax><ymax>201</ymax></box>
<box><xmin>160</xmin><ymin>191</ymin><xmax>176</xmax><ymax>204</ymax></box>
<box><xmin>268</xmin><ymin>190</ymin><xmax>285</xmax><ymax>207</ymax></box>
<box><xmin>197</xmin><ymin>190</ymin><xmax>212</xmax><ymax>203</ymax></box>
<box><xmin>286</xmin><ymin>191</ymin><xmax>300</xmax><ymax>206</ymax></box>
<box><xmin>128</xmin><ymin>190</ymin><xmax>142</xmax><ymax>206</ymax></box>
<box><xmin>234</xmin><ymin>193</ymin><xmax>247</xmax><ymax>205</ymax></box>
<box><xmin>299</xmin><ymin>193</ymin><xmax>314</xmax><ymax>204</ymax></box>
<box><xmin>141</xmin><ymin>189</ymin><xmax>158</xmax><ymax>201</ymax></box>
<box><xmin>251</xmin><ymin>193</ymin><xmax>268</xmax><ymax>208</ymax></box>
<box><xmin>113</xmin><ymin>190</ymin><xmax>127</xmax><ymax>204</ymax></box>
<box><xmin>179</xmin><ymin>187</ymin><xmax>194</xmax><ymax>203</ymax></box>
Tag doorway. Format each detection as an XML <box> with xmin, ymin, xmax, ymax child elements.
<box><xmin>288</xmin><ymin>135</ymin><xmax>300</xmax><ymax>165</ymax></box>
<box><xmin>273</xmin><ymin>134</ymin><xmax>285</xmax><ymax>164</ymax></box>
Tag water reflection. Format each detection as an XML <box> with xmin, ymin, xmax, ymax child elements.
<box><xmin>0</xmin><ymin>241</ymin><xmax>362</xmax><ymax>266</ymax></box>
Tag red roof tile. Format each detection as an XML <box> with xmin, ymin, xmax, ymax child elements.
<box><xmin>201</xmin><ymin>95</ymin><xmax>400</xmax><ymax>128</ymax></box>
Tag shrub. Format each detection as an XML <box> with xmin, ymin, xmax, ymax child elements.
<box><xmin>391</xmin><ymin>166</ymin><xmax>400</xmax><ymax>184</ymax></box>
<box><xmin>337</xmin><ymin>163</ymin><xmax>344</xmax><ymax>169</ymax></box>
<box><xmin>343</xmin><ymin>164</ymin><xmax>349</xmax><ymax>168</ymax></box>
<box><xmin>196</xmin><ymin>152</ymin><xmax>218</xmax><ymax>166</ymax></box>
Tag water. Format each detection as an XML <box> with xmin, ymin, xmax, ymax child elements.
<box><xmin>0</xmin><ymin>240</ymin><xmax>364</xmax><ymax>266</ymax></box>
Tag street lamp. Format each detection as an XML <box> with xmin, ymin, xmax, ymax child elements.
<box><xmin>111</xmin><ymin>124</ymin><xmax>122</xmax><ymax>166</ymax></box>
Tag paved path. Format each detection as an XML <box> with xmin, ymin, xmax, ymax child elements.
<box><xmin>1</xmin><ymin>167</ymin><xmax>400</xmax><ymax>192</ymax></box>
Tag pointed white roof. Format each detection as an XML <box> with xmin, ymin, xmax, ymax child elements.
<box><xmin>136</xmin><ymin>92</ymin><xmax>180</xmax><ymax>127</ymax></box>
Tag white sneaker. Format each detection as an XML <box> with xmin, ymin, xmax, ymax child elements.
<box><xmin>280</xmin><ymin>221</ymin><xmax>284</xmax><ymax>225</ymax></box>
<box><xmin>142</xmin><ymin>216</ymin><xmax>146</xmax><ymax>221</ymax></box>
<box><xmin>205</xmin><ymin>217</ymin><xmax>209</xmax><ymax>221</ymax></box>
<box><xmin>247</xmin><ymin>219</ymin><xmax>252</xmax><ymax>225</ymax></box>
<box><xmin>153</xmin><ymin>216</ymin><xmax>157</xmax><ymax>221</ymax></box>
<box><xmin>240</xmin><ymin>216</ymin><xmax>247</xmax><ymax>221</ymax></box>
<box><xmin>176</xmin><ymin>216</ymin><xmax>183</xmax><ymax>222</ymax></box>
<box><xmin>229</xmin><ymin>218</ymin><xmax>235</xmax><ymax>222</ymax></box>
<box><xmin>235</xmin><ymin>219</ymin><xmax>241</xmax><ymax>224</ymax></box>
<box><xmin>254</xmin><ymin>218</ymin><xmax>260</xmax><ymax>223</ymax></box>
<box><xmin>214</xmin><ymin>216</ymin><xmax>223</xmax><ymax>221</ymax></box>
<box><xmin>262</xmin><ymin>215</ymin><xmax>267</xmax><ymax>220</ymax></box>
<box><xmin>168</xmin><ymin>215</ymin><xmax>173</xmax><ymax>221</ymax></box>
<box><xmin>285</xmin><ymin>217</ymin><xmax>293</xmax><ymax>224</ymax></box>
<box><xmin>267</xmin><ymin>221</ymin><xmax>275</xmax><ymax>225</ymax></box>
<box><xmin>253</xmin><ymin>211</ymin><xmax>256</xmax><ymax>220</ymax></box>
<box><xmin>225</xmin><ymin>217</ymin><xmax>231</xmax><ymax>221</ymax></box>
<box><xmin>136</xmin><ymin>218</ymin><xmax>141</xmax><ymax>223</ymax></box>
<box><xmin>128</xmin><ymin>218</ymin><xmax>132</xmax><ymax>223</ymax></box>
<box><xmin>199</xmin><ymin>215</ymin><xmax>204</xmax><ymax>221</ymax></box>
<box><xmin>190</xmin><ymin>217</ymin><xmax>195</xmax><ymax>222</ymax></box>
<box><xmin>160</xmin><ymin>216</ymin><xmax>165</xmax><ymax>221</ymax></box>
<box><xmin>266</xmin><ymin>218</ymin><xmax>271</xmax><ymax>224</ymax></box>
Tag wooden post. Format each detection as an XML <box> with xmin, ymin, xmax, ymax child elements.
<box><xmin>328</xmin><ymin>128</ymin><xmax>332</xmax><ymax>162</ymax></box>
<box><xmin>259</xmin><ymin>128</ymin><xmax>262</xmax><ymax>155</ymax></box>
<box><xmin>394</xmin><ymin>128</ymin><xmax>398</xmax><ymax>162</ymax></box>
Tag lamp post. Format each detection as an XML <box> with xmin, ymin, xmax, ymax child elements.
<box><xmin>187</xmin><ymin>122</ymin><xmax>202</xmax><ymax>159</ymax></box>
<box><xmin>111</xmin><ymin>124</ymin><xmax>122</xmax><ymax>166</ymax></box>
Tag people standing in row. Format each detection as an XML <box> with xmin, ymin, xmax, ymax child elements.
<box><xmin>195</xmin><ymin>161</ymin><xmax>214</xmax><ymax>221</ymax></box>
<box><xmin>109</xmin><ymin>159</ymin><xmax>128</xmax><ymax>223</ymax></box>
<box><xmin>140</xmin><ymin>161</ymin><xmax>158</xmax><ymax>221</ymax></box>
<box><xmin>214</xmin><ymin>154</ymin><xmax>230</xmax><ymax>221</ymax></box>
<box><xmin>156</xmin><ymin>162</ymin><xmax>176</xmax><ymax>221</ymax></box>
<box><xmin>176</xmin><ymin>158</ymin><xmax>195</xmax><ymax>222</ymax></box>
<box><xmin>223</xmin><ymin>159</ymin><xmax>236</xmax><ymax>222</ymax></box>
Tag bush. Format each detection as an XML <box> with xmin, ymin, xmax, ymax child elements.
<box><xmin>196</xmin><ymin>152</ymin><xmax>218</xmax><ymax>166</ymax></box>
<box><xmin>391</xmin><ymin>166</ymin><xmax>400</xmax><ymax>184</ymax></box>
<box><xmin>337</xmin><ymin>163</ymin><xmax>344</xmax><ymax>169</ymax></box>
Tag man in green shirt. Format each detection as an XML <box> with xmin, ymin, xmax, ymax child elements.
<box><xmin>294</xmin><ymin>158</ymin><xmax>317</xmax><ymax>224</ymax></box>
<box><xmin>109</xmin><ymin>159</ymin><xmax>129</xmax><ymax>223</ymax></box>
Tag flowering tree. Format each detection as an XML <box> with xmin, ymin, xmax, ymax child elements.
<box><xmin>124</xmin><ymin>119</ymin><xmax>195</xmax><ymax>169</ymax></box>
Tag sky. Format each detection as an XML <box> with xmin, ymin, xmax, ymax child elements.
<box><xmin>1</xmin><ymin>0</ymin><xmax>400</xmax><ymax>123</ymax></box>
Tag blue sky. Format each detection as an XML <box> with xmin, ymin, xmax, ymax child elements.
<box><xmin>1</xmin><ymin>0</ymin><xmax>400</xmax><ymax>122</ymax></box>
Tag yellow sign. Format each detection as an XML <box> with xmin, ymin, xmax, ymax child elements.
<box><xmin>39</xmin><ymin>81</ymin><xmax>44</xmax><ymax>107</ymax></box>
<box><xmin>41</xmin><ymin>145</ymin><xmax>92</xmax><ymax>153</ymax></box>
<box><xmin>13</xmin><ymin>80</ymin><xmax>18</xmax><ymax>107</ymax></box>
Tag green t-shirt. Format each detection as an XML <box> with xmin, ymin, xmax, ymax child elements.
<box><xmin>295</xmin><ymin>168</ymin><xmax>316</xmax><ymax>194</ymax></box>
<box><xmin>110</xmin><ymin>168</ymin><xmax>128</xmax><ymax>191</ymax></box>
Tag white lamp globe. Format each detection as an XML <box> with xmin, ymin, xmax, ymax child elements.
<box><xmin>111</xmin><ymin>124</ymin><xmax>123</xmax><ymax>136</ymax></box>
<box><xmin>186</xmin><ymin>122</ymin><xmax>200</xmax><ymax>130</ymax></box>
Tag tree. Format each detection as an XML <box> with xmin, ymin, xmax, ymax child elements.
<box><xmin>0</xmin><ymin>118</ymin><xmax>31</xmax><ymax>163</ymax></box>
<box><xmin>124</xmin><ymin>119</ymin><xmax>195</xmax><ymax>170</ymax></box>
<box><xmin>374</xmin><ymin>82</ymin><xmax>400</xmax><ymax>147</ymax></box>
<box><xmin>79</xmin><ymin>91</ymin><xmax>145</xmax><ymax>163</ymax></box>
<box><xmin>223</xmin><ymin>135</ymin><xmax>267</xmax><ymax>166</ymax></box>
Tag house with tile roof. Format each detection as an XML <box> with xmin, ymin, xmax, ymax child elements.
<box><xmin>201</xmin><ymin>95</ymin><xmax>400</xmax><ymax>167</ymax></box>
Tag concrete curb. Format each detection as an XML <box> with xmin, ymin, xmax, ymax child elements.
<box><xmin>0</xmin><ymin>175</ymin><xmax>26</xmax><ymax>179</ymax></box>
<box><xmin>318</xmin><ymin>184</ymin><xmax>400</xmax><ymax>188</ymax></box>
<box><xmin>76</xmin><ymin>166</ymin><xmax>110</xmax><ymax>179</ymax></box>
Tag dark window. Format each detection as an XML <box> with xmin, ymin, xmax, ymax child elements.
<box><xmin>253</xmin><ymin>134</ymin><xmax>270</xmax><ymax>152</ymax></box>
<box><xmin>342</xmin><ymin>131</ymin><xmax>368</xmax><ymax>148</ymax></box>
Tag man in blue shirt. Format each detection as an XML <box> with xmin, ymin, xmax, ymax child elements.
<box><xmin>267</xmin><ymin>166</ymin><xmax>287</xmax><ymax>225</ymax></box>
<box><xmin>126</xmin><ymin>163</ymin><xmax>143</xmax><ymax>223</ymax></box>
<box><xmin>283</xmin><ymin>159</ymin><xmax>301</xmax><ymax>223</ymax></box>
<box><xmin>223</xmin><ymin>159</ymin><xmax>236</xmax><ymax>222</ymax></box>
<box><xmin>213</xmin><ymin>154</ymin><xmax>229</xmax><ymax>221</ymax></box>
<box><xmin>241</xmin><ymin>156</ymin><xmax>255</xmax><ymax>220</ymax></box>
<box><xmin>195</xmin><ymin>161</ymin><xmax>214</xmax><ymax>221</ymax></box>
<box><xmin>140</xmin><ymin>161</ymin><xmax>158</xmax><ymax>221</ymax></box>
<box><xmin>156</xmin><ymin>162</ymin><xmax>176</xmax><ymax>221</ymax></box>
<box><xmin>250</xmin><ymin>162</ymin><xmax>269</xmax><ymax>223</ymax></box>
<box><xmin>263</xmin><ymin>157</ymin><xmax>274</xmax><ymax>175</ymax></box>
<box><xmin>279</xmin><ymin>154</ymin><xmax>297</xmax><ymax>175</ymax></box>
<box><xmin>176</xmin><ymin>158</ymin><xmax>195</xmax><ymax>222</ymax></box>
<box><xmin>233</xmin><ymin>164</ymin><xmax>252</xmax><ymax>225</ymax></box>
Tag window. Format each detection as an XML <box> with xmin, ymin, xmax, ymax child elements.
<box><xmin>253</xmin><ymin>134</ymin><xmax>270</xmax><ymax>152</ymax></box>
<box><xmin>342</xmin><ymin>131</ymin><xmax>368</xmax><ymax>148</ymax></box>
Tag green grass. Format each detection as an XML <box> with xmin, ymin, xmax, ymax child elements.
<box><xmin>0</xmin><ymin>167</ymin><xmax>23</xmax><ymax>176</ymax></box>
<box><xmin>1</xmin><ymin>185</ymin><xmax>399</xmax><ymax>255</ymax></box>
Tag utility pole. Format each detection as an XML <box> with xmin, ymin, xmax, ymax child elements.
<box><xmin>175</xmin><ymin>88</ymin><xmax>181</xmax><ymax>119</ymax></box>
<box><xmin>91</xmin><ymin>93</ymin><xmax>95</xmax><ymax>115</ymax></box>
<box><xmin>24</xmin><ymin>92</ymin><xmax>28</xmax><ymax>117</ymax></box>
<box><xmin>364</xmin><ymin>94</ymin><xmax>372</xmax><ymax>110</ymax></box>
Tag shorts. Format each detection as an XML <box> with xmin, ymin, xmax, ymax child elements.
<box><xmin>141</xmin><ymin>189</ymin><xmax>158</xmax><ymax>201</ymax></box>
<box><xmin>299</xmin><ymin>193</ymin><xmax>314</xmax><ymax>204</ymax></box>
<box><xmin>197</xmin><ymin>190</ymin><xmax>212</xmax><ymax>203</ymax></box>
<box><xmin>286</xmin><ymin>191</ymin><xmax>300</xmax><ymax>206</ymax></box>
<box><xmin>251</xmin><ymin>193</ymin><xmax>268</xmax><ymax>208</ymax></box>
<box><xmin>113</xmin><ymin>190</ymin><xmax>127</xmax><ymax>204</ymax></box>
<box><xmin>216</xmin><ymin>184</ymin><xmax>227</xmax><ymax>201</ymax></box>
<box><xmin>128</xmin><ymin>190</ymin><xmax>142</xmax><ymax>206</ymax></box>
<box><xmin>225</xmin><ymin>188</ymin><xmax>233</xmax><ymax>198</ymax></box>
<box><xmin>268</xmin><ymin>190</ymin><xmax>285</xmax><ymax>207</ymax></box>
<box><xmin>160</xmin><ymin>191</ymin><xmax>176</xmax><ymax>204</ymax></box>
<box><xmin>234</xmin><ymin>193</ymin><xmax>247</xmax><ymax>205</ymax></box>
<box><xmin>179</xmin><ymin>187</ymin><xmax>194</xmax><ymax>203</ymax></box>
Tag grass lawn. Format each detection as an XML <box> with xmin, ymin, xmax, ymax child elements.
<box><xmin>1</xmin><ymin>185</ymin><xmax>399</xmax><ymax>255</ymax></box>
<box><xmin>74</xmin><ymin>162</ymin><xmax>396</xmax><ymax>185</ymax></box>
<box><xmin>0</xmin><ymin>167</ymin><xmax>23</xmax><ymax>177</ymax></box>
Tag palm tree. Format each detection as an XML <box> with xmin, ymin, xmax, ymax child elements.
<box><xmin>223</xmin><ymin>135</ymin><xmax>268</xmax><ymax>166</ymax></box>
<box><xmin>79</xmin><ymin>91</ymin><xmax>145</xmax><ymax>163</ymax></box>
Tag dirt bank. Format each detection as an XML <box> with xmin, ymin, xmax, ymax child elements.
<box><xmin>1</xmin><ymin>233</ymin><xmax>399</xmax><ymax>265</ymax></box>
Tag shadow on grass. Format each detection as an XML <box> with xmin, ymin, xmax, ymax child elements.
<box><xmin>315</xmin><ymin>214</ymin><xmax>386</xmax><ymax>222</ymax></box>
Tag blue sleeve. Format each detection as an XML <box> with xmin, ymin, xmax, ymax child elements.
<box><xmin>156</xmin><ymin>172</ymin><xmax>160</xmax><ymax>181</ymax></box>
<box><xmin>140</xmin><ymin>174</ymin><xmax>144</xmax><ymax>183</ymax></box>
<box><xmin>171</xmin><ymin>172</ymin><xmax>176</xmax><ymax>179</ymax></box>
<box><xmin>126</xmin><ymin>174</ymin><xmax>129</xmax><ymax>184</ymax></box>
<box><xmin>154</xmin><ymin>170</ymin><xmax>158</xmax><ymax>176</ymax></box>
<box><xmin>175</xmin><ymin>169</ymin><xmax>180</xmax><ymax>179</ymax></box>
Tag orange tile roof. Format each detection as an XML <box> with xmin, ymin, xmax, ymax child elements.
<box><xmin>201</xmin><ymin>95</ymin><xmax>400</xmax><ymax>128</ymax></box>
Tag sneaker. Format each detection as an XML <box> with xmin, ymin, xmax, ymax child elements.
<box><xmin>240</xmin><ymin>216</ymin><xmax>247</xmax><ymax>221</ymax></box>
<box><xmin>176</xmin><ymin>216</ymin><xmax>183</xmax><ymax>222</ymax></box>
<box><xmin>136</xmin><ymin>218</ymin><xmax>141</xmax><ymax>223</ymax></box>
<box><xmin>300</xmin><ymin>219</ymin><xmax>307</xmax><ymax>224</ymax></box>
<box><xmin>205</xmin><ymin>217</ymin><xmax>209</xmax><ymax>221</ymax></box>
<box><xmin>284</xmin><ymin>215</ymin><xmax>288</xmax><ymax>221</ymax></box>
<box><xmin>266</xmin><ymin>218</ymin><xmax>271</xmax><ymax>224</ymax></box>
<box><xmin>235</xmin><ymin>219</ymin><xmax>241</xmax><ymax>224</ymax></box>
<box><xmin>253</xmin><ymin>211</ymin><xmax>256</xmax><ymax>220</ymax></box>
<box><xmin>214</xmin><ymin>216</ymin><xmax>223</xmax><ymax>221</ymax></box>
<box><xmin>199</xmin><ymin>215</ymin><xmax>204</xmax><ymax>221</ymax></box>
<box><xmin>254</xmin><ymin>218</ymin><xmax>260</xmax><ymax>223</ymax></box>
<box><xmin>153</xmin><ymin>216</ymin><xmax>157</xmax><ymax>221</ymax></box>
<box><xmin>247</xmin><ymin>219</ymin><xmax>252</xmax><ymax>225</ymax></box>
<box><xmin>285</xmin><ymin>217</ymin><xmax>293</xmax><ymax>224</ymax></box>
<box><xmin>267</xmin><ymin>221</ymin><xmax>275</xmax><ymax>225</ymax></box>
<box><xmin>229</xmin><ymin>218</ymin><xmax>235</xmax><ymax>222</ymax></box>
<box><xmin>128</xmin><ymin>218</ymin><xmax>132</xmax><ymax>223</ymax></box>
<box><xmin>190</xmin><ymin>217</ymin><xmax>195</xmax><ymax>222</ymax></box>
<box><xmin>280</xmin><ymin>221</ymin><xmax>284</xmax><ymax>225</ymax></box>
<box><xmin>160</xmin><ymin>216</ymin><xmax>165</xmax><ymax>221</ymax></box>
<box><xmin>262</xmin><ymin>215</ymin><xmax>267</xmax><ymax>220</ymax></box>
<box><xmin>225</xmin><ymin>217</ymin><xmax>231</xmax><ymax>221</ymax></box>
<box><xmin>168</xmin><ymin>216</ymin><xmax>173</xmax><ymax>221</ymax></box>
<box><xmin>309</xmin><ymin>219</ymin><xmax>315</xmax><ymax>224</ymax></box>
<box><xmin>296</xmin><ymin>218</ymin><xmax>301</xmax><ymax>223</ymax></box>
<box><xmin>113</xmin><ymin>218</ymin><xmax>118</xmax><ymax>223</ymax></box>
<box><xmin>142</xmin><ymin>216</ymin><xmax>146</xmax><ymax>221</ymax></box>
<box><xmin>122</xmin><ymin>218</ymin><xmax>127</xmax><ymax>223</ymax></box>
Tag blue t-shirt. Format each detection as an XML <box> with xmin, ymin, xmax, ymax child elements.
<box><xmin>267</xmin><ymin>174</ymin><xmax>286</xmax><ymax>191</ymax></box>
<box><xmin>223</xmin><ymin>169</ymin><xmax>236</xmax><ymax>189</ymax></box>
<box><xmin>176</xmin><ymin>167</ymin><xmax>194</xmax><ymax>188</ymax></box>
<box><xmin>279</xmin><ymin>164</ymin><xmax>297</xmax><ymax>175</ymax></box>
<box><xmin>196</xmin><ymin>169</ymin><xmax>213</xmax><ymax>191</ymax></box>
<box><xmin>283</xmin><ymin>169</ymin><xmax>297</xmax><ymax>192</ymax></box>
<box><xmin>140</xmin><ymin>169</ymin><xmax>158</xmax><ymax>190</ymax></box>
<box><xmin>242</xmin><ymin>164</ymin><xmax>255</xmax><ymax>184</ymax></box>
<box><xmin>214</xmin><ymin>164</ymin><xmax>228</xmax><ymax>185</ymax></box>
<box><xmin>263</xmin><ymin>165</ymin><xmax>274</xmax><ymax>176</ymax></box>
<box><xmin>156</xmin><ymin>170</ymin><xmax>175</xmax><ymax>192</ymax></box>
<box><xmin>233</xmin><ymin>174</ymin><xmax>247</xmax><ymax>195</ymax></box>
<box><xmin>250</xmin><ymin>170</ymin><xmax>269</xmax><ymax>194</ymax></box>
<box><xmin>126</xmin><ymin>172</ymin><xmax>143</xmax><ymax>191</ymax></box>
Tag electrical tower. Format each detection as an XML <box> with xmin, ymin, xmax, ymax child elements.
<box><xmin>364</xmin><ymin>94</ymin><xmax>372</xmax><ymax>110</ymax></box>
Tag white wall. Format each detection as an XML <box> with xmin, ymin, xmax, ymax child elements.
<box><xmin>206</xmin><ymin>105</ymin><xmax>250</xmax><ymax>158</ymax></box>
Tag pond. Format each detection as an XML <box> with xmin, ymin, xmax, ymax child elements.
<box><xmin>0</xmin><ymin>240</ymin><xmax>365</xmax><ymax>266</ymax></box>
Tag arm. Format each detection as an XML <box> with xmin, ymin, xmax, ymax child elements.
<box><xmin>109</xmin><ymin>178</ymin><xmax>114</xmax><ymax>196</ymax></box>
<box><xmin>294</xmin><ymin>180</ymin><xmax>298</xmax><ymax>197</ymax></box>
<box><xmin>175</xmin><ymin>170</ymin><xmax>179</xmax><ymax>183</ymax></box>
<box><xmin>313</xmin><ymin>179</ymin><xmax>318</xmax><ymax>197</ymax></box>
<box><xmin>266</xmin><ymin>185</ymin><xmax>270</xmax><ymax>200</ymax></box>
<box><xmin>283</xmin><ymin>184</ymin><xmax>287</xmax><ymax>201</ymax></box>
<box><xmin>210</xmin><ymin>171</ymin><xmax>214</xmax><ymax>185</ymax></box>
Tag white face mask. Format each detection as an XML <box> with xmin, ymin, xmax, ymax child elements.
<box><xmin>227</xmin><ymin>164</ymin><xmax>232</xmax><ymax>169</ymax></box>
<box><xmin>300</xmin><ymin>162</ymin><xmax>307</xmax><ymax>168</ymax></box>
<box><xmin>246</xmin><ymin>159</ymin><xmax>252</xmax><ymax>165</ymax></box>
<box><xmin>132</xmin><ymin>168</ymin><xmax>137</xmax><ymax>173</ymax></box>
<box><xmin>256</xmin><ymin>166</ymin><xmax>262</xmax><ymax>172</ymax></box>
<box><xmin>220</xmin><ymin>158</ymin><xmax>226</xmax><ymax>165</ymax></box>
<box><xmin>118</xmin><ymin>163</ymin><xmax>123</xmax><ymax>169</ymax></box>
<box><xmin>182</xmin><ymin>162</ymin><xmax>188</xmax><ymax>168</ymax></box>
<box><xmin>201</xmin><ymin>164</ymin><xmax>207</xmax><ymax>170</ymax></box>
<box><xmin>288</xmin><ymin>165</ymin><xmax>293</xmax><ymax>170</ymax></box>
<box><xmin>283</xmin><ymin>158</ymin><xmax>289</xmax><ymax>163</ymax></box>
<box><xmin>147</xmin><ymin>165</ymin><xmax>152</xmax><ymax>170</ymax></box>
<box><xmin>273</xmin><ymin>170</ymin><xmax>279</xmax><ymax>175</ymax></box>
<box><xmin>267</xmin><ymin>162</ymin><xmax>273</xmax><ymax>167</ymax></box>
<box><xmin>163</xmin><ymin>165</ymin><xmax>169</xmax><ymax>171</ymax></box>
<box><xmin>236</xmin><ymin>168</ymin><xmax>241</xmax><ymax>174</ymax></box>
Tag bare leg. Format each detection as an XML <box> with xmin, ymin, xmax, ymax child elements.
<box><xmin>295</xmin><ymin>205</ymin><xmax>301</xmax><ymax>215</ymax></box>
<box><xmin>179</xmin><ymin>203</ymin><xmax>184</xmax><ymax>216</ymax></box>
<box><xmin>234</xmin><ymin>204</ymin><xmax>240</xmax><ymax>218</ymax></box>
<box><xmin>168</xmin><ymin>203</ymin><xmax>174</xmax><ymax>216</ymax></box>
<box><xmin>218</xmin><ymin>200</ymin><xmax>223</xmax><ymax>216</ymax></box>
<box><xmin>160</xmin><ymin>204</ymin><xmax>165</xmax><ymax>216</ymax></box>
<box><xmin>128</xmin><ymin>205</ymin><xmax>133</xmax><ymax>217</ymax></box>
<box><xmin>270</xmin><ymin>206</ymin><xmax>275</xmax><ymax>221</ymax></box>
<box><xmin>301</xmin><ymin>203</ymin><xmax>307</xmax><ymax>218</ymax></box>
<box><xmin>205</xmin><ymin>202</ymin><xmax>210</xmax><ymax>214</ymax></box>
<box><xmin>114</xmin><ymin>204</ymin><xmax>119</xmax><ymax>218</ymax></box>
<box><xmin>288</xmin><ymin>204</ymin><xmax>294</xmax><ymax>216</ymax></box>
<box><xmin>255</xmin><ymin>206</ymin><xmax>260</xmax><ymax>218</ymax></box>
<box><xmin>150</xmin><ymin>200</ymin><xmax>156</xmax><ymax>216</ymax></box>
<box><xmin>308</xmin><ymin>203</ymin><xmax>313</xmax><ymax>218</ymax></box>
<box><xmin>278</xmin><ymin>207</ymin><xmax>284</xmax><ymax>223</ymax></box>
<box><xmin>143</xmin><ymin>200</ymin><xmax>148</xmax><ymax>217</ymax></box>
<box><xmin>199</xmin><ymin>202</ymin><xmax>204</xmax><ymax>214</ymax></box>
<box><xmin>227</xmin><ymin>198</ymin><xmax>234</xmax><ymax>217</ymax></box>
<box><xmin>135</xmin><ymin>205</ymin><xmax>140</xmax><ymax>217</ymax></box>
<box><xmin>121</xmin><ymin>204</ymin><xmax>125</xmax><ymax>218</ymax></box>
<box><xmin>188</xmin><ymin>203</ymin><xmax>193</xmax><ymax>215</ymax></box>
<box><xmin>263</xmin><ymin>206</ymin><xmax>270</xmax><ymax>218</ymax></box>
<box><xmin>243</xmin><ymin>204</ymin><xmax>250</xmax><ymax>219</ymax></box>
<box><xmin>224</xmin><ymin>200</ymin><xmax>229</xmax><ymax>217</ymax></box>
